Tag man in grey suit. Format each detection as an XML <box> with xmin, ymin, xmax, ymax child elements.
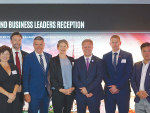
<box><xmin>131</xmin><ymin>42</ymin><xmax>150</xmax><ymax>113</ymax></box>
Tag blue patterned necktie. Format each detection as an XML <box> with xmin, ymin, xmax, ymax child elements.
<box><xmin>39</xmin><ymin>54</ymin><xmax>45</xmax><ymax>74</ymax></box>
<box><xmin>113</xmin><ymin>53</ymin><xmax>118</xmax><ymax>71</ymax></box>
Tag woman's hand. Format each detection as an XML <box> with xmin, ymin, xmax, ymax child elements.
<box><xmin>7</xmin><ymin>93</ymin><xmax>16</xmax><ymax>101</ymax></box>
<box><xmin>59</xmin><ymin>89</ymin><xmax>71</xmax><ymax>95</ymax></box>
<box><xmin>7</xmin><ymin>98</ymin><xmax>13</xmax><ymax>103</ymax></box>
<box><xmin>67</xmin><ymin>87</ymin><xmax>75</xmax><ymax>92</ymax></box>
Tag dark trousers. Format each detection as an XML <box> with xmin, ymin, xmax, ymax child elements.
<box><xmin>52</xmin><ymin>90</ymin><xmax>75</xmax><ymax>113</ymax></box>
<box><xmin>28</xmin><ymin>89</ymin><xmax>50</xmax><ymax>113</ymax></box>
<box><xmin>76</xmin><ymin>99</ymin><xmax>100</xmax><ymax>113</ymax></box>
<box><xmin>105</xmin><ymin>91</ymin><xmax>130</xmax><ymax>113</ymax></box>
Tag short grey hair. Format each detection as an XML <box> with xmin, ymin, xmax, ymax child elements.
<box><xmin>34</xmin><ymin>36</ymin><xmax>44</xmax><ymax>41</ymax></box>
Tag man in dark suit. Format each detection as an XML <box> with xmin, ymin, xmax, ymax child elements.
<box><xmin>73</xmin><ymin>39</ymin><xmax>105</xmax><ymax>113</ymax></box>
<box><xmin>131</xmin><ymin>42</ymin><xmax>150</xmax><ymax>113</ymax></box>
<box><xmin>103</xmin><ymin>35</ymin><xmax>133</xmax><ymax>113</ymax></box>
<box><xmin>23</xmin><ymin>36</ymin><xmax>52</xmax><ymax>113</ymax></box>
<box><xmin>8</xmin><ymin>31</ymin><xmax>28</xmax><ymax>112</ymax></box>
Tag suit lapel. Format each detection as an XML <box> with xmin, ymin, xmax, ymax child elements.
<box><xmin>56</xmin><ymin>55</ymin><xmax>63</xmax><ymax>83</ymax></box>
<box><xmin>144</xmin><ymin>62</ymin><xmax>150</xmax><ymax>88</ymax></box>
<box><xmin>32</xmin><ymin>52</ymin><xmax>44</xmax><ymax>73</ymax></box>
<box><xmin>116</xmin><ymin>50</ymin><xmax>123</xmax><ymax>72</ymax></box>
<box><xmin>43</xmin><ymin>52</ymin><xmax>49</xmax><ymax>73</ymax></box>
<box><xmin>109</xmin><ymin>51</ymin><xmax>115</xmax><ymax>72</ymax></box>
<box><xmin>21</xmin><ymin>50</ymin><xmax>25</xmax><ymax>64</ymax></box>
<box><xmin>21</xmin><ymin>50</ymin><xmax>25</xmax><ymax>59</ymax></box>
<box><xmin>81</xmin><ymin>56</ymin><xmax>88</xmax><ymax>73</ymax></box>
<box><xmin>88</xmin><ymin>55</ymin><xmax>96</xmax><ymax>73</ymax></box>
<box><xmin>138</xmin><ymin>62</ymin><xmax>143</xmax><ymax>85</ymax></box>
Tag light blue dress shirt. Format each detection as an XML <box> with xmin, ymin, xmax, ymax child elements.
<box><xmin>60</xmin><ymin>57</ymin><xmax>72</xmax><ymax>89</ymax></box>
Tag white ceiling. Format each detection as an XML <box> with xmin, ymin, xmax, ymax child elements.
<box><xmin>0</xmin><ymin>0</ymin><xmax>150</xmax><ymax>4</ymax></box>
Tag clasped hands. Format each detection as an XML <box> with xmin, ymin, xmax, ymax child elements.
<box><xmin>7</xmin><ymin>93</ymin><xmax>16</xmax><ymax>103</ymax></box>
<box><xmin>137</xmin><ymin>90</ymin><xmax>148</xmax><ymax>99</ymax></box>
<box><xmin>79</xmin><ymin>87</ymin><xmax>93</xmax><ymax>98</ymax></box>
<box><xmin>108</xmin><ymin>85</ymin><xmax>119</xmax><ymax>94</ymax></box>
<box><xmin>59</xmin><ymin>87</ymin><xmax>75</xmax><ymax>95</ymax></box>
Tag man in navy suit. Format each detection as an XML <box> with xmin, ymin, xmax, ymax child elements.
<box><xmin>131</xmin><ymin>42</ymin><xmax>150</xmax><ymax>113</ymax></box>
<box><xmin>103</xmin><ymin>35</ymin><xmax>133</xmax><ymax>113</ymax></box>
<box><xmin>23</xmin><ymin>36</ymin><xmax>52</xmax><ymax>113</ymax></box>
<box><xmin>8</xmin><ymin>31</ymin><xmax>28</xmax><ymax>112</ymax></box>
<box><xmin>73</xmin><ymin>39</ymin><xmax>105</xmax><ymax>113</ymax></box>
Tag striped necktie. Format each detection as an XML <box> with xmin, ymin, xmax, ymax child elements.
<box><xmin>113</xmin><ymin>53</ymin><xmax>118</xmax><ymax>71</ymax></box>
<box><xmin>39</xmin><ymin>54</ymin><xmax>45</xmax><ymax>74</ymax></box>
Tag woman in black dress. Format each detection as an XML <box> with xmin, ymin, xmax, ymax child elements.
<box><xmin>0</xmin><ymin>45</ymin><xmax>20</xmax><ymax>113</ymax></box>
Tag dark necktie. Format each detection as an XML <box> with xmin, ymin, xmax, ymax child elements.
<box><xmin>15</xmin><ymin>52</ymin><xmax>21</xmax><ymax>77</ymax></box>
<box><xmin>39</xmin><ymin>54</ymin><xmax>45</xmax><ymax>74</ymax></box>
<box><xmin>86</xmin><ymin>58</ymin><xmax>89</xmax><ymax>71</ymax></box>
<box><xmin>113</xmin><ymin>53</ymin><xmax>118</xmax><ymax>71</ymax></box>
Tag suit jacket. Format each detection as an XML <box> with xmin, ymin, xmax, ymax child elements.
<box><xmin>50</xmin><ymin>55</ymin><xmax>75</xmax><ymax>90</ymax></box>
<box><xmin>103</xmin><ymin>49</ymin><xmax>133</xmax><ymax>94</ymax></box>
<box><xmin>73</xmin><ymin>55</ymin><xmax>105</xmax><ymax>102</ymax></box>
<box><xmin>23</xmin><ymin>51</ymin><xmax>52</xmax><ymax>98</ymax></box>
<box><xmin>8</xmin><ymin>50</ymin><xmax>28</xmax><ymax>64</ymax></box>
<box><xmin>131</xmin><ymin>61</ymin><xmax>150</xmax><ymax>103</ymax></box>
<box><xmin>8</xmin><ymin>50</ymin><xmax>28</xmax><ymax>84</ymax></box>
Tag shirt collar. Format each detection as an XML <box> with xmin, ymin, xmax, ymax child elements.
<box><xmin>12</xmin><ymin>48</ymin><xmax>21</xmax><ymax>53</ymax></box>
<box><xmin>84</xmin><ymin>55</ymin><xmax>92</xmax><ymax>61</ymax></box>
<box><xmin>142</xmin><ymin>60</ymin><xmax>150</xmax><ymax>65</ymax></box>
<box><xmin>112</xmin><ymin>49</ymin><xmax>120</xmax><ymax>55</ymax></box>
<box><xmin>35</xmin><ymin>51</ymin><xmax>44</xmax><ymax>56</ymax></box>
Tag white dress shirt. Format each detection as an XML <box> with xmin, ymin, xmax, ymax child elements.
<box><xmin>84</xmin><ymin>55</ymin><xmax>92</xmax><ymax>66</ymax></box>
<box><xmin>12</xmin><ymin>48</ymin><xmax>23</xmax><ymax>74</ymax></box>
<box><xmin>35</xmin><ymin>51</ymin><xmax>47</xmax><ymax>71</ymax></box>
<box><xmin>112</xmin><ymin>49</ymin><xmax>120</xmax><ymax>65</ymax></box>
<box><xmin>139</xmin><ymin>61</ymin><xmax>150</xmax><ymax>91</ymax></box>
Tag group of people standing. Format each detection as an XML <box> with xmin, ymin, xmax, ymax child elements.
<box><xmin>0</xmin><ymin>32</ymin><xmax>150</xmax><ymax>113</ymax></box>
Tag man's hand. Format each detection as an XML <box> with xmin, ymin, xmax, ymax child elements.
<box><xmin>137</xmin><ymin>91</ymin><xmax>148</xmax><ymax>99</ymax></box>
<box><xmin>142</xmin><ymin>91</ymin><xmax>148</xmax><ymax>98</ymax></box>
<box><xmin>24</xmin><ymin>94</ymin><xmax>31</xmax><ymax>103</ymax></box>
<box><xmin>108</xmin><ymin>85</ymin><xmax>119</xmax><ymax>94</ymax></box>
<box><xmin>86</xmin><ymin>93</ymin><xmax>93</xmax><ymax>98</ymax></box>
<box><xmin>79</xmin><ymin>87</ymin><xmax>88</xmax><ymax>95</ymax></box>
